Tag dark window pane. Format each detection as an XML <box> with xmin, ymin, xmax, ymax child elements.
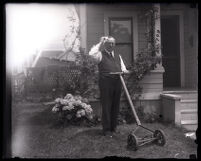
<box><xmin>110</xmin><ymin>19</ymin><xmax>132</xmax><ymax>43</ymax></box>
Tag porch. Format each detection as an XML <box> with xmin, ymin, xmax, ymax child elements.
<box><xmin>161</xmin><ymin>88</ymin><xmax>198</xmax><ymax>131</ymax></box>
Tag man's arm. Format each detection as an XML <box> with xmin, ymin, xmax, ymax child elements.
<box><xmin>89</xmin><ymin>42</ymin><xmax>103</xmax><ymax>63</ymax></box>
<box><xmin>119</xmin><ymin>55</ymin><xmax>130</xmax><ymax>73</ymax></box>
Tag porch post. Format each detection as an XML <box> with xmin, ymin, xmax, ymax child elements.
<box><xmin>153</xmin><ymin>4</ymin><xmax>162</xmax><ymax>66</ymax></box>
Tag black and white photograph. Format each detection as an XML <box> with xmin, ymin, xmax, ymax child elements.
<box><xmin>4</xmin><ymin>2</ymin><xmax>198</xmax><ymax>159</ymax></box>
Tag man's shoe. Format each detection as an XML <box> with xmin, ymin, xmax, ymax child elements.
<box><xmin>111</xmin><ymin>129</ymin><xmax>121</xmax><ymax>134</ymax></box>
<box><xmin>103</xmin><ymin>131</ymin><xmax>113</xmax><ymax>137</ymax></box>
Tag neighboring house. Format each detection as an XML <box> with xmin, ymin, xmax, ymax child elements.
<box><xmin>26</xmin><ymin>3</ymin><xmax>198</xmax><ymax>131</ymax></box>
<box><xmin>31</xmin><ymin>50</ymin><xmax>77</xmax><ymax>67</ymax></box>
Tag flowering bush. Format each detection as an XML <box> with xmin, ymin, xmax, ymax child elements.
<box><xmin>52</xmin><ymin>93</ymin><xmax>95</xmax><ymax>125</ymax></box>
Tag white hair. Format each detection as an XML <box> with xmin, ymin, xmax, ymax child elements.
<box><xmin>100</xmin><ymin>36</ymin><xmax>115</xmax><ymax>44</ymax></box>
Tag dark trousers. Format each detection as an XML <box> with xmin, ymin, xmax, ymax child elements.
<box><xmin>99</xmin><ymin>76</ymin><xmax>122</xmax><ymax>132</ymax></box>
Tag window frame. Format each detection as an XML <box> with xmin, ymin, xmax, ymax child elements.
<box><xmin>104</xmin><ymin>11</ymin><xmax>138</xmax><ymax>64</ymax></box>
<box><xmin>108</xmin><ymin>17</ymin><xmax>134</xmax><ymax>64</ymax></box>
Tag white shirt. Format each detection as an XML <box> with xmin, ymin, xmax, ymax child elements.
<box><xmin>89</xmin><ymin>42</ymin><xmax>129</xmax><ymax>73</ymax></box>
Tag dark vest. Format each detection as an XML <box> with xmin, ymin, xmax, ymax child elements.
<box><xmin>98</xmin><ymin>50</ymin><xmax>122</xmax><ymax>79</ymax></box>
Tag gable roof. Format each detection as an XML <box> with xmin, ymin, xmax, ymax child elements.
<box><xmin>32</xmin><ymin>49</ymin><xmax>77</xmax><ymax>67</ymax></box>
<box><xmin>40</xmin><ymin>50</ymin><xmax>64</xmax><ymax>59</ymax></box>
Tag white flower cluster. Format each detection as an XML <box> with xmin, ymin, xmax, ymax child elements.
<box><xmin>52</xmin><ymin>93</ymin><xmax>93</xmax><ymax>120</ymax></box>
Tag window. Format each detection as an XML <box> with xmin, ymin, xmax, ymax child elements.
<box><xmin>109</xmin><ymin>17</ymin><xmax>133</xmax><ymax>67</ymax></box>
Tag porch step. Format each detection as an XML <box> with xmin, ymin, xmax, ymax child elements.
<box><xmin>181</xmin><ymin>120</ymin><xmax>198</xmax><ymax>131</ymax></box>
<box><xmin>161</xmin><ymin>90</ymin><xmax>198</xmax><ymax>132</ymax></box>
<box><xmin>181</xmin><ymin>109</ymin><xmax>197</xmax><ymax>121</ymax></box>
<box><xmin>163</xmin><ymin>91</ymin><xmax>197</xmax><ymax>100</ymax></box>
<box><xmin>180</xmin><ymin>99</ymin><xmax>197</xmax><ymax>110</ymax></box>
<box><xmin>180</xmin><ymin>100</ymin><xmax>197</xmax><ymax>131</ymax></box>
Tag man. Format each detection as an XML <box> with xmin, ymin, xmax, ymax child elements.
<box><xmin>89</xmin><ymin>36</ymin><xmax>129</xmax><ymax>137</ymax></box>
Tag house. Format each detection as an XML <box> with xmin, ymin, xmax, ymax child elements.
<box><xmin>23</xmin><ymin>3</ymin><xmax>198</xmax><ymax>131</ymax></box>
<box><xmin>76</xmin><ymin>3</ymin><xmax>198</xmax><ymax>131</ymax></box>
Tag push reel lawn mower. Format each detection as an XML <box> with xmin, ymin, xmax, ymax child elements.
<box><xmin>109</xmin><ymin>72</ymin><xmax>166</xmax><ymax>151</ymax></box>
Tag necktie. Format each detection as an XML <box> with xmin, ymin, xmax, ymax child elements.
<box><xmin>110</xmin><ymin>52</ymin><xmax>113</xmax><ymax>58</ymax></box>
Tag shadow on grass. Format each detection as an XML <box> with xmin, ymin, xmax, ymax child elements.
<box><xmin>25</xmin><ymin>105</ymin><xmax>59</xmax><ymax>127</ymax></box>
<box><xmin>68</xmin><ymin>128</ymin><xmax>103</xmax><ymax>139</ymax></box>
<box><xmin>25</xmin><ymin>105</ymin><xmax>100</xmax><ymax>130</ymax></box>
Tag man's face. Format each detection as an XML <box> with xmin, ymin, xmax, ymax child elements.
<box><xmin>104</xmin><ymin>40</ymin><xmax>115</xmax><ymax>52</ymax></box>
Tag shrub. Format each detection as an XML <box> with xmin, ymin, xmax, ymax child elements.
<box><xmin>52</xmin><ymin>93</ymin><xmax>96</xmax><ymax>126</ymax></box>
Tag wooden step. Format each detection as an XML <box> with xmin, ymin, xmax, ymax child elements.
<box><xmin>163</xmin><ymin>91</ymin><xmax>197</xmax><ymax>99</ymax></box>
<box><xmin>181</xmin><ymin>109</ymin><xmax>197</xmax><ymax>113</ymax></box>
<box><xmin>178</xmin><ymin>93</ymin><xmax>197</xmax><ymax>100</ymax></box>
<box><xmin>181</xmin><ymin>99</ymin><xmax>197</xmax><ymax>103</ymax></box>
<box><xmin>180</xmin><ymin>99</ymin><xmax>197</xmax><ymax>110</ymax></box>
<box><xmin>181</xmin><ymin>109</ymin><xmax>198</xmax><ymax>120</ymax></box>
<box><xmin>181</xmin><ymin>120</ymin><xmax>198</xmax><ymax>131</ymax></box>
<box><xmin>181</xmin><ymin>120</ymin><xmax>197</xmax><ymax>125</ymax></box>
<box><xmin>181</xmin><ymin>124</ymin><xmax>198</xmax><ymax>131</ymax></box>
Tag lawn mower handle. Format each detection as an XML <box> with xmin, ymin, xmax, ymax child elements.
<box><xmin>109</xmin><ymin>72</ymin><xmax>141</xmax><ymax>126</ymax></box>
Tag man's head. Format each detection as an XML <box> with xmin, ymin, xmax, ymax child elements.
<box><xmin>102</xmin><ymin>36</ymin><xmax>116</xmax><ymax>53</ymax></box>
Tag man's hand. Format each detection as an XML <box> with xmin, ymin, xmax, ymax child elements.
<box><xmin>98</xmin><ymin>37</ymin><xmax>107</xmax><ymax>52</ymax></box>
<box><xmin>123</xmin><ymin>70</ymin><xmax>131</xmax><ymax>74</ymax></box>
<box><xmin>100</xmin><ymin>36</ymin><xmax>107</xmax><ymax>44</ymax></box>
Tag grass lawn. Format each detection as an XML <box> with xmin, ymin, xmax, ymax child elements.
<box><xmin>12</xmin><ymin>101</ymin><xmax>197</xmax><ymax>159</ymax></box>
